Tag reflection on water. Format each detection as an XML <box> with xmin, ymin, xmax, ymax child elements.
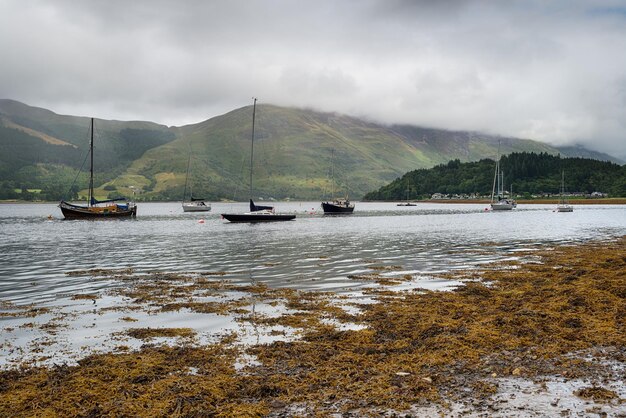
<box><xmin>1</xmin><ymin>202</ymin><xmax>625</xmax><ymax>304</ymax></box>
<box><xmin>0</xmin><ymin>202</ymin><xmax>624</xmax><ymax>367</ymax></box>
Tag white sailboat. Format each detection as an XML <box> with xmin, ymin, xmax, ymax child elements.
<box><xmin>182</xmin><ymin>155</ymin><xmax>211</xmax><ymax>212</ymax></box>
<box><xmin>490</xmin><ymin>143</ymin><xmax>516</xmax><ymax>211</ymax></box>
<box><xmin>556</xmin><ymin>170</ymin><xmax>573</xmax><ymax>212</ymax></box>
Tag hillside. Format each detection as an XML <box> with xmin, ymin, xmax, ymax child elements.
<box><xmin>1</xmin><ymin>99</ymin><xmax>621</xmax><ymax>201</ymax></box>
<box><xmin>555</xmin><ymin>145</ymin><xmax>624</xmax><ymax>164</ymax></box>
<box><xmin>363</xmin><ymin>152</ymin><xmax>626</xmax><ymax>200</ymax></box>
<box><xmin>115</xmin><ymin>105</ymin><xmax>560</xmax><ymax>201</ymax></box>
<box><xmin>0</xmin><ymin>99</ymin><xmax>175</xmax><ymax>200</ymax></box>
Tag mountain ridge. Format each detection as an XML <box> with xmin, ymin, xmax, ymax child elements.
<box><xmin>0</xmin><ymin>99</ymin><xmax>622</xmax><ymax>201</ymax></box>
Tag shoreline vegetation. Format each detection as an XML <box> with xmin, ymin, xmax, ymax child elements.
<box><xmin>1</xmin><ymin>238</ymin><xmax>625</xmax><ymax>416</ymax></box>
<box><xmin>416</xmin><ymin>198</ymin><xmax>626</xmax><ymax>205</ymax></box>
<box><xmin>1</xmin><ymin>198</ymin><xmax>626</xmax><ymax>205</ymax></box>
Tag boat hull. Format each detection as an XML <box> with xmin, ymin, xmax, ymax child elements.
<box><xmin>59</xmin><ymin>201</ymin><xmax>137</xmax><ymax>219</ymax></box>
<box><xmin>182</xmin><ymin>203</ymin><xmax>211</xmax><ymax>212</ymax></box>
<box><xmin>557</xmin><ymin>205</ymin><xmax>573</xmax><ymax>212</ymax></box>
<box><xmin>490</xmin><ymin>201</ymin><xmax>514</xmax><ymax>211</ymax></box>
<box><xmin>322</xmin><ymin>202</ymin><xmax>354</xmax><ymax>214</ymax></box>
<box><xmin>221</xmin><ymin>213</ymin><xmax>295</xmax><ymax>222</ymax></box>
<box><xmin>397</xmin><ymin>203</ymin><xmax>416</xmax><ymax>206</ymax></box>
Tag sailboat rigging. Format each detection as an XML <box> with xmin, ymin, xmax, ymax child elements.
<box><xmin>556</xmin><ymin>170</ymin><xmax>573</xmax><ymax>212</ymax></box>
<box><xmin>182</xmin><ymin>155</ymin><xmax>211</xmax><ymax>212</ymax></box>
<box><xmin>221</xmin><ymin>98</ymin><xmax>295</xmax><ymax>222</ymax></box>
<box><xmin>397</xmin><ymin>178</ymin><xmax>416</xmax><ymax>206</ymax></box>
<box><xmin>321</xmin><ymin>149</ymin><xmax>355</xmax><ymax>214</ymax></box>
<box><xmin>490</xmin><ymin>142</ymin><xmax>516</xmax><ymax>211</ymax></box>
<box><xmin>59</xmin><ymin>118</ymin><xmax>137</xmax><ymax>219</ymax></box>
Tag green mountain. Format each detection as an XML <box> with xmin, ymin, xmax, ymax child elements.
<box><xmin>118</xmin><ymin>105</ymin><xmax>559</xmax><ymax>201</ymax></box>
<box><xmin>363</xmin><ymin>152</ymin><xmax>626</xmax><ymax>200</ymax></box>
<box><xmin>0</xmin><ymin>99</ymin><xmax>175</xmax><ymax>200</ymax></box>
<box><xmin>1</xmin><ymin>99</ymin><xmax>620</xmax><ymax>201</ymax></box>
<box><xmin>555</xmin><ymin>145</ymin><xmax>623</xmax><ymax>164</ymax></box>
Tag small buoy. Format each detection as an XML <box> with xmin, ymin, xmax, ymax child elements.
<box><xmin>198</xmin><ymin>219</ymin><xmax>205</xmax><ymax>224</ymax></box>
<box><xmin>484</xmin><ymin>208</ymin><xmax>489</xmax><ymax>211</ymax></box>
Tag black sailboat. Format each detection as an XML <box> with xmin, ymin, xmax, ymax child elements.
<box><xmin>221</xmin><ymin>98</ymin><xmax>295</xmax><ymax>223</ymax></box>
<box><xmin>59</xmin><ymin>118</ymin><xmax>137</xmax><ymax>219</ymax></box>
<box><xmin>321</xmin><ymin>149</ymin><xmax>354</xmax><ymax>214</ymax></box>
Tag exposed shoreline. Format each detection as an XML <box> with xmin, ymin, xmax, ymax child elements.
<box><xmin>1</xmin><ymin>237</ymin><xmax>625</xmax><ymax>416</ymax></box>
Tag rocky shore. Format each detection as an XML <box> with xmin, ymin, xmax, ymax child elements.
<box><xmin>1</xmin><ymin>238</ymin><xmax>624</xmax><ymax>416</ymax></box>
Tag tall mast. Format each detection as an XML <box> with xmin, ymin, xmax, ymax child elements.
<box><xmin>88</xmin><ymin>117</ymin><xmax>94</xmax><ymax>207</ymax></box>
<box><xmin>491</xmin><ymin>142</ymin><xmax>500</xmax><ymax>203</ymax></box>
<box><xmin>330</xmin><ymin>149</ymin><xmax>335</xmax><ymax>198</ymax></box>
<box><xmin>183</xmin><ymin>154</ymin><xmax>191</xmax><ymax>202</ymax></box>
<box><xmin>249</xmin><ymin>98</ymin><xmax>257</xmax><ymax>199</ymax></box>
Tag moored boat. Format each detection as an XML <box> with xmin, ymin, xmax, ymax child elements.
<box><xmin>221</xmin><ymin>98</ymin><xmax>295</xmax><ymax>223</ymax></box>
<box><xmin>490</xmin><ymin>143</ymin><xmax>516</xmax><ymax>211</ymax></box>
<box><xmin>182</xmin><ymin>199</ymin><xmax>212</xmax><ymax>212</ymax></box>
<box><xmin>182</xmin><ymin>155</ymin><xmax>211</xmax><ymax>212</ymax></box>
<box><xmin>59</xmin><ymin>118</ymin><xmax>136</xmax><ymax>219</ymax></box>
<box><xmin>322</xmin><ymin>149</ymin><xmax>355</xmax><ymax>214</ymax></box>
<box><xmin>556</xmin><ymin>170</ymin><xmax>573</xmax><ymax>212</ymax></box>
<box><xmin>397</xmin><ymin>179</ymin><xmax>416</xmax><ymax>206</ymax></box>
<box><xmin>322</xmin><ymin>198</ymin><xmax>355</xmax><ymax>214</ymax></box>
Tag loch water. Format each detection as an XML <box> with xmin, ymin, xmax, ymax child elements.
<box><xmin>0</xmin><ymin>201</ymin><xmax>625</xmax><ymax>366</ymax></box>
<box><xmin>1</xmin><ymin>201</ymin><xmax>625</xmax><ymax>304</ymax></box>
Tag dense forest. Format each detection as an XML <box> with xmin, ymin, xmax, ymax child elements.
<box><xmin>363</xmin><ymin>152</ymin><xmax>626</xmax><ymax>200</ymax></box>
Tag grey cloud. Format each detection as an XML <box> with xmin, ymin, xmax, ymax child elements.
<box><xmin>1</xmin><ymin>0</ymin><xmax>625</xmax><ymax>159</ymax></box>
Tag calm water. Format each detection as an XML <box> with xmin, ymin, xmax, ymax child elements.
<box><xmin>1</xmin><ymin>201</ymin><xmax>625</xmax><ymax>367</ymax></box>
<box><xmin>1</xmin><ymin>201</ymin><xmax>625</xmax><ymax>305</ymax></box>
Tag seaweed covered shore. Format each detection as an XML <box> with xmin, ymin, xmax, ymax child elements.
<box><xmin>1</xmin><ymin>238</ymin><xmax>625</xmax><ymax>416</ymax></box>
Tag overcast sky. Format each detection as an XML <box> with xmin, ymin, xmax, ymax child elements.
<box><xmin>1</xmin><ymin>0</ymin><xmax>625</xmax><ymax>159</ymax></box>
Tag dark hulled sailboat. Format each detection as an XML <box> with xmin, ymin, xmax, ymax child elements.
<box><xmin>321</xmin><ymin>149</ymin><xmax>354</xmax><ymax>214</ymax></box>
<box><xmin>321</xmin><ymin>199</ymin><xmax>355</xmax><ymax>214</ymax></box>
<box><xmin>221</xmin><ymin>98</ymin><xmax>295</xmax><ymax>223</ymax></box>
<box><xmin>59</xmin><ymin>118</ymin><xmax>137</xmax><ymax>219</ymax></box>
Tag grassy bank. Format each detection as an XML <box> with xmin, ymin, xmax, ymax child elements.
<box><xmin>1</xmin><ymin>238</ymin><xmax>624</xmax><ymax>416</ymax></box>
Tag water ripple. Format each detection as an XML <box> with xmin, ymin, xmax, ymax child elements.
<box><xmin>1</xmin><ymin>202</ymin><xmax>625</xmax><ymax>305</ymax></box>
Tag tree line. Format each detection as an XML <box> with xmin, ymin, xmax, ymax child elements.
<box><xmin>363</xmin><ymin>152</ymin><xmax>626</xmax><ymax>200</ymax></box>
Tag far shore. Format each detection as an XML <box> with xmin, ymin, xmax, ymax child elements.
<box><xmin>2</xmin><ymin>198</ymin><xmax>626</xmax><ymax>205</ymax></box>
<box><xmin>414</xmin><ymin>198</ymin><xmax>626</xmax><ymax>205</ymax></box>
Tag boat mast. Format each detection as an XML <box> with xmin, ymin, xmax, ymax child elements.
<box><xmin>330</xmin><ymin>149</ymin><xmax>335</xmax><ymax>199</ymax></box>
<box><xmin>491</xmin><ymin>142</ymin><xmax>500</xmax><ymax>203</ymax></box>
<box><xmin>406</xmin><ymin>179</ymin><xmax>410</xmax><ymax>201</ymax></box>
<box><xmin>88</xmin><ymin>117</ymin><xmax>94</xmax><ymax>207</ymax></box>
<box><xmin>183</xmin><ymin>154</ymin><xmax>191</xmax><ymax>203</ymax></box>
<box><xmin>249</xmin><ymin>98</ymin><xmax>257</xmax><ymax>200</ymax></box>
